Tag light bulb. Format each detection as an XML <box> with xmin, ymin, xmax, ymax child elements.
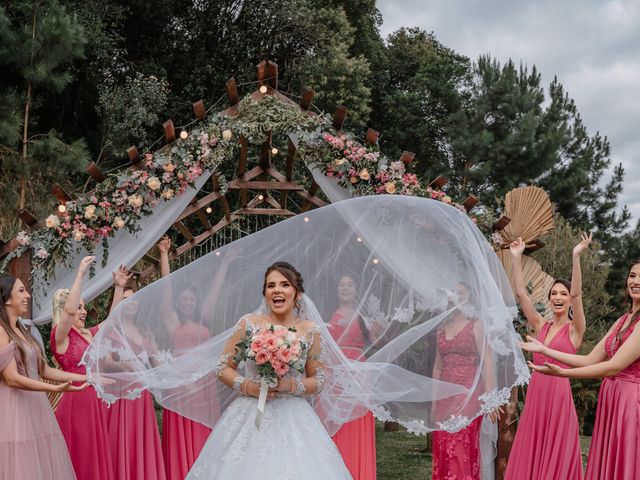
<box><xmin>372</xmin><ymin>258</ymin><xmax>379</xmax><ymax>264</ymax></box>
<box><xmin>58</xmin><ymin>204</ymin><xmax>66</xmax><ymax>213</ymax></box>
<box><xmin>180</xmin><ymin>130</ymin><xmax>189</xmax><ymax>140</ymax></box>
<box><xmin>205</xmin><ymin>206</ymin><xmax>212</xmax><ymax>214</ymax></box>
<box><xmin>304</xmin><ymin>217</ymin><xmax>310</xmax><ymax>223</ymax></box>
<box><xmin>271</xmin><ymin>147</ymin><xmax>278</xmax><ymax>155</ymax></box>
<box><xmin>215</xmin><ymin>251</ymin><xmax>221</xmax><ymax>256</ymax></box>
<box><xmin>356</xmin><ymin>236</ymin><xmax>362</xmax><ymax>242</ymax></box>
<box><xmin>259</xmin><ymin>85</ymin><xmax>268</xmax><ymax>93</ymax></box>
<box><xmin>258</xmin><ymin>194</ymin><xmax>264</xmax><ymax>201</ymax></box>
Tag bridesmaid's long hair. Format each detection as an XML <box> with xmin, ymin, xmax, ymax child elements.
<box><xmin>0</xmin><ymin>276</ymin><xmax>45</xmax><ymax>375</ymax></box>
<box><xmin>619</xmin><ymin>259</ymin><xmax>640</xmax><ymax>342</ymax></box>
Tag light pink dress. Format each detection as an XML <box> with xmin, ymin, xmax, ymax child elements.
<box><xmin>107</xmin><ymin>335</ymin><xmax>166</xmax><ymax>480</ymax></box>
<box><xmin>0</xmin><ymin>341</ymin><xmax>76</xmax><ymax>480</ymax></box>
<box><xmin>585</xmin><ymin>313</ymin><xmax>640</xmax><ymax>479</ymax></box>
<box><xmin>162</xmin><ymin>322</ymin><xmax>212</xmax><ymax>480</ymax></box>
<box><xmin>432</xmin><ymin>321</ymin><xmax>482</xmax><ymax>480</ymax></box>
<box><xmin>327</xmin><ymin>312</ymin><xmax>377</xmax><ymax>480</ymax></box>
<box><xmin>505</xmin><ymin>322</ymin><xmax>583</xmax><ymax>480</ymax></box>
<box><xmin>51</xmin><ymin>325</ymin><xmax>114</xmax><ymax>480</ymax></box>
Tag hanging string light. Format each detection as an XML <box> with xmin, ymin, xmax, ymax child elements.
<box><xmin>259</xmin><ymin>85</ymin><xmax>268</xmax><ymax>94</ymax></box>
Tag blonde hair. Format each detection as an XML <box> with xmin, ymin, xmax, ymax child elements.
<box><xmin>52</xmin><ymin>288</ymin><xmax>70</xmax><ymax>325</ymax></box>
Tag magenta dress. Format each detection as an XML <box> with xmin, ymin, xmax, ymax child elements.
<box><xmin>51</xmin><ymin>325</ymin><xmax>114</xmax><ymax>480</ymax></box>
<box><xmin>432</xmin><ymin>321</ymin><xmax>482</xmax><ymax>480</ymax></box>
<box><xmin>585</xmin><ymin>313</ymin><xmax>640</xmax><ymax>479</ymax></box>
<box><xmin>327</xmin><ymin>312</ymin><xmax>376</xmax><ymax>480</ymax></box>
<box><xmin>162</xmin><ymin>322</ymin><xmax>212</xmax><ymax>480</ymax></box>
<box><xmin>505</xmin><ymin>322</ymin><xmax>583</xmax><ymax>480</ymax></box>
<box><xmin>0</xmin><ymin>340</ymin><xmax>76</xmax><ymax>480</ymax></box>
<box><xmin>107</xmin><ymin>336</ymin><xmax>166</xmax><ymax>480</ymax></box>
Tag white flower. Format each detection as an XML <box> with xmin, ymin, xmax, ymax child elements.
<box><xmin>72</xmin><ymin>229</ymin><xmax>86</xmax><ymax>241</ymax></box>
<box><xmin>491</xmin><ymin>232</ymin><xmax>504</xmax><ymax>246</ymax></box>
<box><xmin>147</xmin><ymin>176</ymin><xmax>161</xmax><ymax>191</ymax></box>
<box><xmin>161</xmin><ymin>188</ymin><xmax>174</xmax><ymax>200</ymax></box>
<box><xmin>35</xmin><ymin>247</ymin><xmax>49</xmax><ymax>259</ymax></box>
<box><xmin>127</xmin><ymin>194</ymin><xmax>143</xmax><ymax>208</ymax></box>
<box><xmin>84</xmin><ymin>205</ymin><xmax>97</xmax><ymax>220</ymax></box>
<box><xmin>441</xmin><ymin>195</ymin><xmax>452</xmax><ymax>204</ymax></box>
<box><xmin>222</xmin><ymin>129</ymin><xmax>233</xmax><ymax>141</ymax></box>
<box><xmin>45</xmin><ymin>215</ymin><xmax>60</xmax><ymax>229</ymax></box>
<box><xmin>112</xmin><ymin>217</ymin><xmax>125</xmax><ymax>229</ymax></box>
<box><xmin>16</xmin><ymin>231</ymin><xmax>30</xmax><ymax>246</ymax></box>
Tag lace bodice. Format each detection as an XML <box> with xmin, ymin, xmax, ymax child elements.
<box><xmin>438</xmin><ymin>321</ymin><xmax>479</xmax><ymax>388</ymax></box>
<box><xmin>605</xmin><ymin>313</ymin><xmax>640</xmax><ymax>378</ymax></box>
<box><xmin>51</xmin><ymin>325</ymin><xmax>98</xmax><ymax>375</ymax></box>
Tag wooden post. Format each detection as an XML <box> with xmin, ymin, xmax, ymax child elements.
<box><xmin>365</xmin><ymin>128</ymin><xmax>379</xmax><ymax>145</ymax></box>
<box><xmin>226</xmin><ymin>78</ymin><xmax>239</xmax><ymax>106</ymax></box>
<box><xmin>163</xmin><ymin>120</ymin><xmax>176</xmax><ymax>143</ymax></box>
<box><xmin>399</xmin><ymin>151</ymin><xmax>415</xmax><ymax>164</ymax></box>
<box><xmin>332</xmin><ymin>106</ymin><xmax>347</xmax><ymax>131</ymax></box>
<box><xmin>462</xmin><ymin>195</ymin><xmax>480</xmax><ymax>212</ymax></box>
<box><xmin>51</xmin><ymin>184</ymin><xmax>72</xmax><ymax>204</ymax></box>
<box><xmin>300</xmin><ymin>87</ymin><xmax>315</xmax><ymax>111</ymax></box>
<box><xmin>492</xmin><ymin>215</ymin><xmax>511</xmax><ymax>231</ymax></box>
<box><xmin>127</xmin><ymin>146</ymin><xmax>141</xmax><ymax>167</ymax></box>
<box><xmin>86</xmin><ymin>162</ymin><xmax>106</xmax><ymax>182</ymax></box>
<box><xmin>267</xmin><ymin>60</ymin><xmax>278</xmax><ymax>90</ymax></box>
<box><xmin>260</xmin><ymin>131</ymin><xmax>272</xmax><ymax>170</ymax></box>
<box><xmin>257</xmin><ymin>60</ymin><xmax>268</xmax><ymax>88</ymax></box>
<box><xmin>192</xmin><ymin>100</ymin><xmax>206</xmax><ymax>120</ymax></box>
<box><xmin>429</xmin><ymin>175</ymin><xmax>448</xmax><ymax>189</ymax></box>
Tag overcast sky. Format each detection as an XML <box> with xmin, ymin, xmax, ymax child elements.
<box><xmin>377</xmin><ymin>0</ymin><xmax>639</xmax><ymax>226</ymax></box>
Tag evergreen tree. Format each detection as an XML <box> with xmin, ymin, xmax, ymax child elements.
<box><xmin>0</xmin><ymin>0</ymin><xmax>88</xmax><ymax>237</ymax></box>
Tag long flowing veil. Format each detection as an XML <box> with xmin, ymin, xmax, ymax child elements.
<box><xmin>84</xmin><ymin>195</ymin><xmax>528</xmax><ymax>438</ymax></box>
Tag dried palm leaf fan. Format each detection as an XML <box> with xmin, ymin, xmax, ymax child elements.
<box><xmin>496</xmin><ymin>249</ymin><xmax>555</xmax><ymax>320</ymax></box>
<box><xmin>499</xmin><ymin>186</ymin><xmax>554</xmax><ymax>246</ymax></box>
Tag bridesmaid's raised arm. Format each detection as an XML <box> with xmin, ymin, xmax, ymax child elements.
<box><xmin>509</xmin><ymin>238</ymin><xmax>545</xmax><ymax>333</ymax></box>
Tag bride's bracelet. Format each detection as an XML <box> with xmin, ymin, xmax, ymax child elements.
<box><xmin>233</xmin><ymin>375</ymin><xmax>246</xmax><ymax>394</ymax></box>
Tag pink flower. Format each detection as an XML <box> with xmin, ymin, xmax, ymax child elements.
<box><xmin>264</xmin><ymin>336</ymin><xmax>279</xmax><ymax>352</ymax></box>
<box><xmin>272</xmin><ymin>361</ymin><xmax>289</xmax><ymax>376</ymax></box>
<box><xmin>274</xmin><ymin>328</ymin><xmax>287</xmax><ymax>339</ymax></box>
<box><xmin>255</xmin><ymin>350</ymin><xmax>271</xmax><ymax>365</ymax></box>
<box><xmin>278</xmin><ymin>347</ymin><xmax>292</xmax><ymax>363</ymax></box>
<box><xmin>251</xmin><ymin>339</ymin><xmax>264</xmax><ymax>352</ymax></box>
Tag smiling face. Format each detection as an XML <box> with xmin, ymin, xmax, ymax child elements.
<box><xmin>6</xmin><ymin>279</ymin><xmax>31</xmax><ymax>317</ymax></box>
<box><xmin>73</xmin><ymin>299</ymin><xmax>87</xmax><ymax>328</ymax></box>
<box><xmin>176</xmin><ymin>288</ymin><xmax>198</xmax><ymax>319</ymax></box>
<box><xmin>122</xmin><ymin>288</ymin><xmax>140</xmax><ymax>317</ymax></box>
<box><xmin>549</xmin><ymin>281</ymin><xmax>571</xmax><ymax>316</ymax></box>
<box><xmin>626</xmin><ymin>263</ymin><xmax>640</xmax><ymax>304</ymax></box>
<box><xmin>264</xmin><ymin>270</ymin><xmax>299</xmax><ymax>317</ymax></box>
<box><xmin>337</xmin><ymin>276</ymin><xmax>357</xmax><ymax>305</ymax></box>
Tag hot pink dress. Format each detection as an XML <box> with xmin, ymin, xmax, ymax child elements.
<box><xmin>432</xmin><ymin>321</ymin><xmax>482</xmax><ymax>480</ymax></box>
<box><xmin>0</xmin><ymin>340</ymin><xmax>76</xmax><ymax>479</ymax></box>
<box><xmin>51</xmin><ymin>325</ymin><xmax>114</xmax><ymax>480</ymax></box>
<box><xmin>505</xmin><ymin>322</ymin><xmax>583</xmax><ymax>480</ymax></box>
<box><xmin>107</xmin><ymin>335</ymin><xmax>166</xmax><ymax>480</ymax></box>
<box><xmin>162</xmin><ymin>322</ymin><xmax>212</xmax><ymax>480</ymax></box>
<box><xmin>585</xmin><ymin>313</ymin><xmax>640</xmax><ymax>479</ymax></box>
<box><xmin>327</xmin><ymin>312</ymin><xmax>376</xmax><ymax>480</ymax></box>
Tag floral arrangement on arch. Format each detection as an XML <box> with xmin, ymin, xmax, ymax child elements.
<box><xmin>3</xmin><ymin>123</ymin><xmax>235</xmax><ymax>279</ymax></box>
<box><xmin>320</xmin><ymin>133</ymin><xmax>469</xmax><ymax>214</ymax></box>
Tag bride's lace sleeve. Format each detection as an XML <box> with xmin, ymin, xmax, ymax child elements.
<box><xmin>298</xmin><ymin>326</ymin><xmax>326</xmax><ymax>395</ymax></box>
<box><xmin>216</xmin><ymin>317</ymin><xmax>248</xmax><ymax>392</ymax></box>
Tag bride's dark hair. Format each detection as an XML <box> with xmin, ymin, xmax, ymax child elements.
<box><xmin>262</xmin><ymin>262</ymin><xmax>305</xmax><ymax>295</ymax></box>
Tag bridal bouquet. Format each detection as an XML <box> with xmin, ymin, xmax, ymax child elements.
<box><xmin>234</xmin><ymin>324</ymin><xmax>307</xmax><ymax>427</ymax></box>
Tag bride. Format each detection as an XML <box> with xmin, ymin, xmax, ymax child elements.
<box><xmin>189</xmin><ymin>261</ymin><xmax>351</xmax><ymax>478</ymax></box>
<box><xmin>85</xmin><ymin>195</ymin><xmax>528</xmax><ymax>479</ymax></box>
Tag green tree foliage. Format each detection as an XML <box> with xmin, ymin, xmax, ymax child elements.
<box><xmin>0</xmin><ymin>0</ymin><xmax>88</xmax><ymax>238</ymax></box>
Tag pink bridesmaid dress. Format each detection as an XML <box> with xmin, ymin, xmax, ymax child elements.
<box><xmin>107</xmin><ymin>336</ymin><xmax>167</xmax><ymax>480</ymax></box>
<box><xmin>505</xmin><ymin>322</ymin><xmax>583</xmax><ymax>480</ymax></box>
<box><xmin>585</xmin><ymin>313</ymin><xmax>640</xmax><ymax>479</ymax></box>
<box><xmin>327</xmin><ymin>312</ymin><xmax>376</xmax><ymax>480</ymax></box>
<box><xmin>162</xmin><ymin>322</ymin><xmax>212</xmax><ymax>480</ymax></box>
<box><xmin>51</xmin><ymin>325</ymin><xmax>114</xmax><ymax>480</ymax></box>
<box><xmin>431</xmin><ymin>321</ymin><xmax>482</xmax><ymax>480</ymax></box>
<box><xmin>0</xmin><ymin>341</ymin><xmax>76</xmax><ymax>479</ymax></box>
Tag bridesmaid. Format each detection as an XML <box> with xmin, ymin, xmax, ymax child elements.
<box><xmin>431</xmin><ymin>282</ymin><xmax>500</xmax><ymax>480</ymax></box>
<box><xmin>158</xmin><ymin>237</ymin><xmax>212</xmax><ymax>479</ymax></box>
<box><xmin>504</xmin><ymin>234</ymin><xmax>591</xmax><ymax>480</ymax></box>
<box><xmin>107</xmin><ymin>280</ymin><xmax>167</xmax><ymax>480</ymax></box>
<box><xmin>0</xmin><ymin>275</ymin><xmax>87</xmax><ymax>479</ymax></box>
<box><xmin>523</xmin><ymin>258</ymin><xmax>640</xmax><ymax>479</ymax></box>
<box><xmin>326</xmin><ymin>275</ymin><xmax>377</xmax><ymax>480</ymax></box>
<box><xmin>51</xmin><ymin>256</ymin><xmax>131</xmax><ymax>480</ymax></box>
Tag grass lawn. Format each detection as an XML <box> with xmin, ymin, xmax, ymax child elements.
<box><xmin>376</xmin><ymin>422</ymin><xmax>593</xmax><ymax>479</ymax></box>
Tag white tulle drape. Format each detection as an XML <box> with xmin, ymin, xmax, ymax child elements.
<box><xmin>84</xmin><ymin>195</ymin><xmax>528</xmax><ymax>443</ymax></box>
<box><xmin>30</xmin><ymin>173</ymin><xmax>212</xmax><ymax>324</ymax></box>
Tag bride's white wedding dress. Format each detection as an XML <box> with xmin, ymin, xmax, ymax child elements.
<box><xmin>186</xmin><ymin>319</ymin><xmax>352</xmax><ymax>479</ymax></box>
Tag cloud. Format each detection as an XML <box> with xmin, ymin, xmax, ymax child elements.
<box><xmin>378</xmin><ymin>0</ymin><xmax>640</xmax><ymax>224</ymax></box>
